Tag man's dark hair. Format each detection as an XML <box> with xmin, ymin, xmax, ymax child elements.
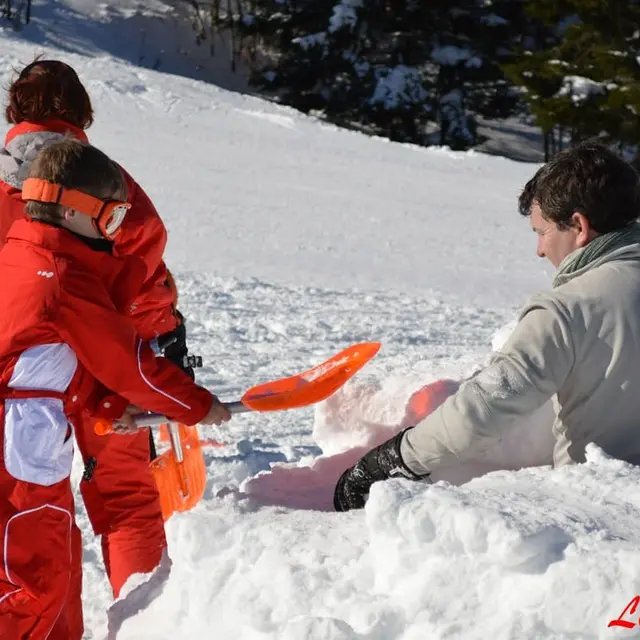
<box><xmin>518</xmin><ymin>142</ymin><xmax>640</xmax><ymax>233</ymax></box>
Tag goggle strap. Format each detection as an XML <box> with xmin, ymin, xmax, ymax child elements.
<box><xmin>22</xmin><ymin>178</ymin><xmax>107</xmax><ymax>218</ymax></box>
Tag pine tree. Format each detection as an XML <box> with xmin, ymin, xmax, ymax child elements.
<box><xmin>1</xmin><ymin>0</ymin><xmax>32</xmax><ymax>27</ymax></box>
<box><xmin>505</xmin><ymin>0</ymin><xmax>640</xmax><ymax>156</ymax></box>
<box><xmin>241</xmin><ymin>0</ymin><xmax>336</xmax><ymax>111</ymax></box>
<box><xmin>239</xmin><ymin>0</ymin><xmax>529</xmax><ymax>148</ymax></box>
<box><xmin>426</xmin><ymin>0</ymin><xmax>525</xmax><ymax>149</ymax></box>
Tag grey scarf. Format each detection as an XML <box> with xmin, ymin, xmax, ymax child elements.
<box><xmin>553</xmin><ymin>223</ymin><xmax>640</xmax><ymax>288</ymax></box>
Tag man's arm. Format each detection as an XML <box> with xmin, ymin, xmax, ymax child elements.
<box><xmin>334</xmin><ymin>302</ymin><xmax>576</xmax><ymax>511</ymax></box>
<box><xmin>401</xmin><ymin>304</ymin><xmax>575</xmax><ymax>474</ymax></box>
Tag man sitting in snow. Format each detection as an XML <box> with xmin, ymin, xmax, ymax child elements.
<box><xmin>334</xmin><ymin>141</ymin><xmax>640</xmax><ymax>511</ymax></box>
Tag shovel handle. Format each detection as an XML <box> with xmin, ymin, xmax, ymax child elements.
<box><xmin>131</xmin><ymin>401</ymin><xmax>250</xmax><ymax>426</ymax></box>
<box><xmin>95</xmin><ymin>401</ymin><xmax>250</xmax><ymax>435</ymax></box>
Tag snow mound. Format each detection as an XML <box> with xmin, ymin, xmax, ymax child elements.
<box><xmin>116</xmin><ymin>446</ymin><xmax>640</xmax><ymax>639</ymax></box>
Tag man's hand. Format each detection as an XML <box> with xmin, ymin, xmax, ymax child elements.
<box><xmin>333</xmin><ymin>429</ymin><xmax>427</xmax><ymax>511</ymax></box>
<box><xmin>199</xmin><ymin>396</ymin><xmax>232</xmax><ymax>426</ymax></box>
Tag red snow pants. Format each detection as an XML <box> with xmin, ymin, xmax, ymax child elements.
<box><xmin>0</xmin><ymin>472</ymin><xmax>84</xmax><ymax>640</ymax></box>
<box><xmin>75</xmin><ymin>414</ymin><xmax>167</xmax><ymax>598</ymax></box>
<box><xmin>0</xmin><ymin>419</ymin><xmax>167</xmax><ymax>639</ymax></box>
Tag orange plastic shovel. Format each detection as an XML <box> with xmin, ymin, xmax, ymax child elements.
<box><xmin>158</xmin><ymin>339</ymin><xmax>381</xmax><ymax>444</ymax></box>
<box><xmin>95</xmin><ymin>341</ymin><xmax>381</xmax><ymax>433</ymax></box>
<box><xmin>95</xmin><ymin>342</ymin><xmax>381</xmax><ymax>521</ymax></box>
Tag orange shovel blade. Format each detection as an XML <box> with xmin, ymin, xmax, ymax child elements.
<box><xmin>240</xmin><ymin>341</ymin><xmax>381</xmax><ymax>412</ymax></box>
<box><xmin>149</xmin><ymin>424</ymin><xmax>207</xmax><ymax>521</ymax></box>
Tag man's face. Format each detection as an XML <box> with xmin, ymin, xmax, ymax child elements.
<box><xmin>530</xmin><ymin>202</ymin><xmax>582</xmax><ymax>268</ymax></box>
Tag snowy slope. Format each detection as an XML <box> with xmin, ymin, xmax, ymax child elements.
<box><xmin>2</xmin><ymin>11</ymin><xmax>639</xmax><ymax>640</ymax></box>
<box><xmin>1</xmin><ymin>0</ymin><xmax>251</xmax><ymax>92</ymax></box>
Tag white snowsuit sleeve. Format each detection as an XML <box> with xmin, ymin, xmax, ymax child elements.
<box><xmin>400</xmin><ymin>303</ymin><xmax>575</xmax><ymax>474</ymax></box>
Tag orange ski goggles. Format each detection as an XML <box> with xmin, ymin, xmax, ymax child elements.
<box><xmin>22</xmin><ymin>178</ymin><xmax>131</xmax><ymax>239</ymax></box>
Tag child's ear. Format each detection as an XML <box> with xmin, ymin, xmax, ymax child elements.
<box><xmin>62</xmin><ymin>207</ymin><xmax>76</xmax><ymax>221</ymax></box>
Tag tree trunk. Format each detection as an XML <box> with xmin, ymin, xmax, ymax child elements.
<box><xmin>543</xmin><ymin>130</ymin><xmax>550</xmax><ymax>162</ymax></box>
<box><xmin>558</xmin><ymin>125</ymin><xmax>564</xmax><ymax>152</ymax></box>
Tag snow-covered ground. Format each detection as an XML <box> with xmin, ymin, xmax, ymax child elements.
<box><xmin>1</xmin><ymin>0</ymin><xmax>252</xmax><ymax>92</ymax></box>
<box><xmin>2</xmin><ymin>4</ymin><xmax>640</xmax><ymax>638</ymax></box>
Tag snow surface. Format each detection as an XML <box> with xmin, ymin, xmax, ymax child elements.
<box><xmin>3</xmin><ymin>4</ymin><xmax>640</xmax><ymax>638</ymax></box>
<box><xmin>1</xmin><ymin>0</ymin><xmax>252</xmax><ymax>92</ymax></box>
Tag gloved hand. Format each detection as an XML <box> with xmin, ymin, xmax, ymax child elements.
<box><xmin>333</xmin><ymin>428</ymin><xmax>429</xmax><ymax>511</ymax></box>
<box><xmin>157</xmin><ymin>311</ymin><xmax>198</xmax><ymax>379</ymax></box>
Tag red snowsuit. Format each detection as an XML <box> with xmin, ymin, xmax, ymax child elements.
<box><xmin>0</xmin><ymin>121</ymin><xmax>182</xmax><ymax>615</ymax></box>
<box><xmin>0</xmin><ymin>219</ymin><xmax>213</xmax><ymax>639</ymax></box>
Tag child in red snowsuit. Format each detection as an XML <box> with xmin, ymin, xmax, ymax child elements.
<box><xmin>0</xmin><ymin>138</ymin><xmax>230</xmax><ymax>639</ymax></box>
<box><xmin>0</xmin><ymin>59</ymin><xmax>193</xmax><ymax>609</ymax></box>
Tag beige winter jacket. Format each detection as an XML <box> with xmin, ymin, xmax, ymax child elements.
<box><xmin>401</xmin><ymin>243</ymin><xmax>640</xmax><ymax>473</ymax></box>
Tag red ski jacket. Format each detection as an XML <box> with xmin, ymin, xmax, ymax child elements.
<box><xmin>0</xmin><ymin>119</ymin><xmax>179</xmax><ymax>339</ymax></box>
<box><xmin>0</xmin><ymin>219</ymin><xmax>212</xmax><ymax>487</ymax></box>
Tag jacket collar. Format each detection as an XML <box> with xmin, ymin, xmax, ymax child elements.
<box><xmin>0</xmin><ymin>120</ymin><xmax>89</xmax><ymax>190</ymax></box>
<box><xmin>553</xmin><ymin>224</ymin><xmax>640</xmax><ymax>288</ymax></box>
<box><xmin>5</xmin><ymin>120</ymin><xmax>89</xmax><ymax>146</ymax></box>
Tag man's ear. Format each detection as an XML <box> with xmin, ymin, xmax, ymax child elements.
<box><xmin>571</xmin><ymin>212</ymin><xmax>598</xmax><ymax>247</ymax></box>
